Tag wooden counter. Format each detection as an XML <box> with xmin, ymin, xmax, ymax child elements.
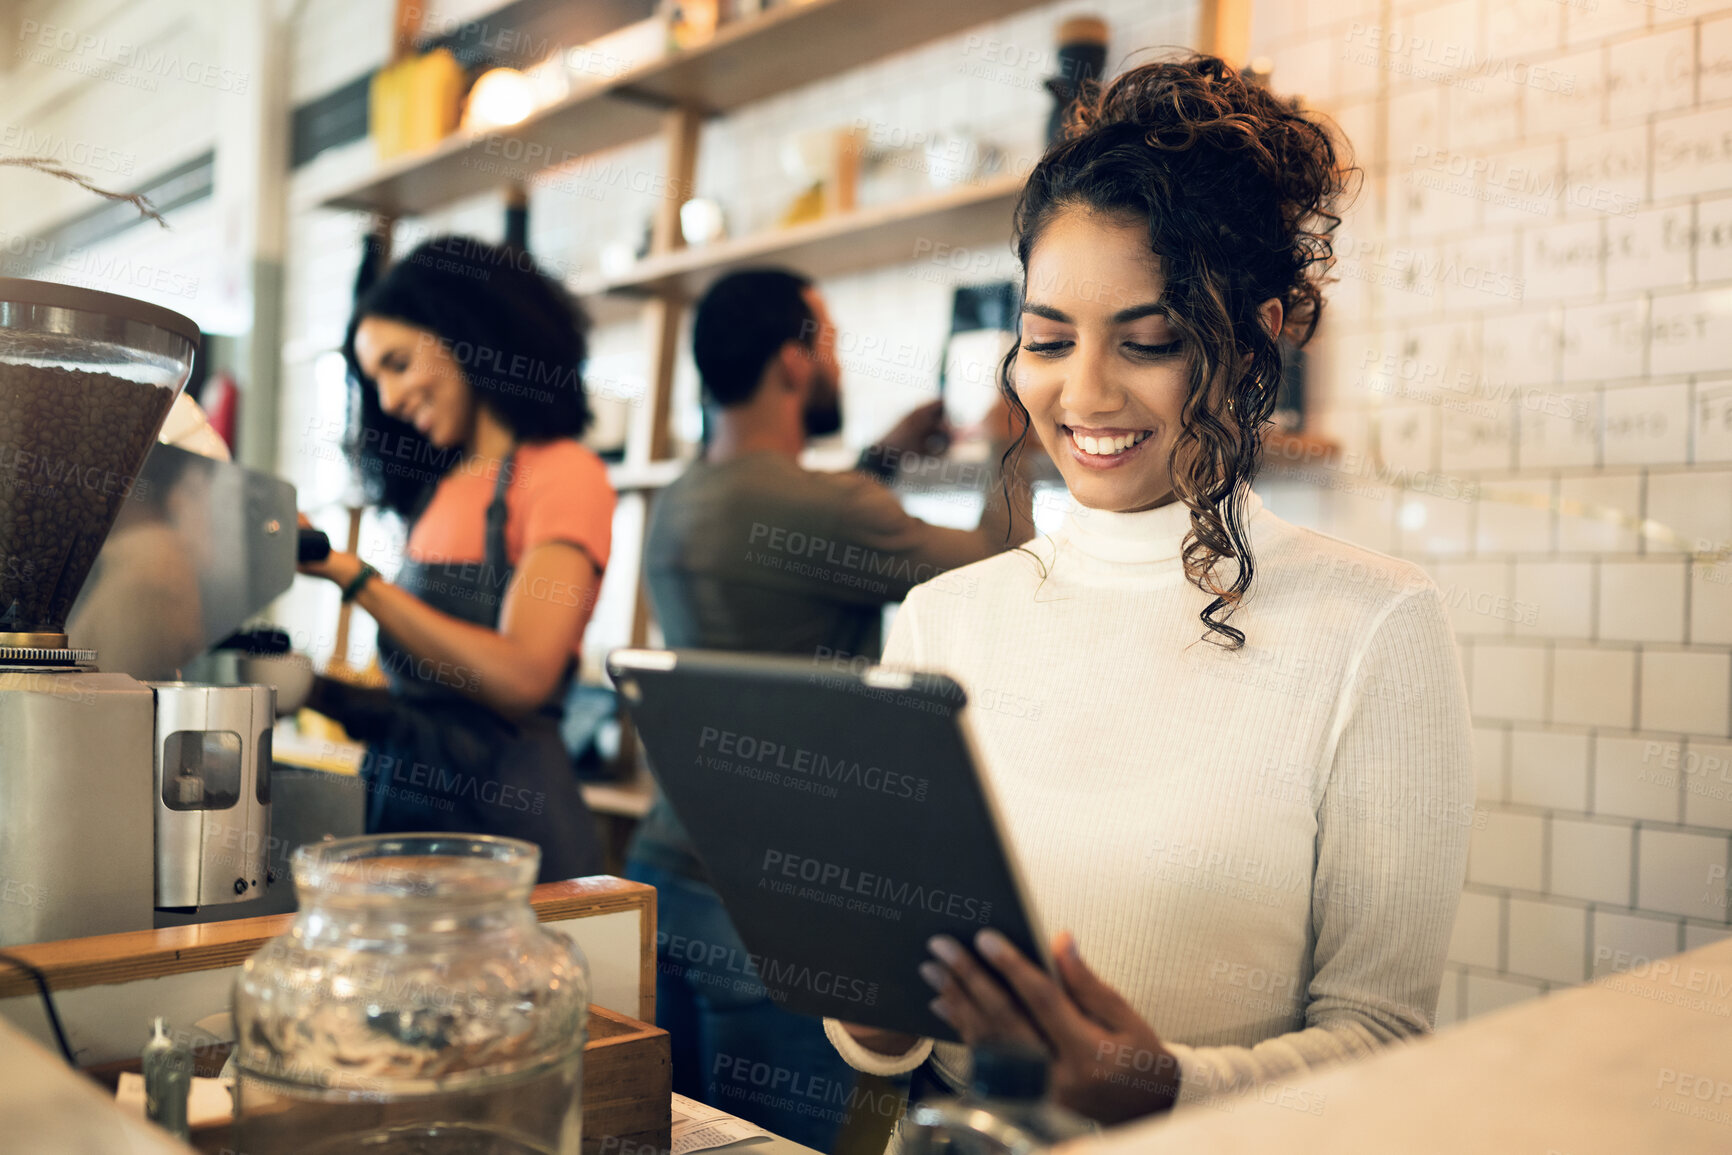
<box><xmin>1072</xmin><ymin>937</ymin><xmax>1732</xmax><ymax>1153</ymax></box>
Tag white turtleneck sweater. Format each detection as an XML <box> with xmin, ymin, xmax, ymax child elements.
<box><xmin>824</xmin><ymin>489</ymin><xmax>1474</xmax><ymax>1109</ymax></box>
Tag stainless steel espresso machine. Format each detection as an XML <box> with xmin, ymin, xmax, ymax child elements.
<box><xmin>0</xmin><ymin>278</ymin><xmax>295</xmax><ymax>947</ymax></box>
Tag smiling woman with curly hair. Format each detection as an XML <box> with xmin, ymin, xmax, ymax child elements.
<box><xmin>825</xmin><ymin>55</ymin><xmax>1474</xmax><ymax>1128</ymax></box>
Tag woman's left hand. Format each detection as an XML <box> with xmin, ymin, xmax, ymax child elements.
<box><xmin>923</xmin><ymin>929</ymin><xmax>1179</xmax><ymax>1124</ymax></box>
<box><xmin>296</xmin><ymin>513</ymin><xmax>363</xmax><ymax>586</ymax></box>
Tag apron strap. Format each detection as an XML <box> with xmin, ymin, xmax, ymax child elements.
<box><xmin>484</xmin><ymin>446</ymin><xmax>518</xmax><ymax>574</ymax></box>
<box><xmin>482</xmin><ymin>444</ymin><xmax>574</xmax><ymax>707</ymax></box>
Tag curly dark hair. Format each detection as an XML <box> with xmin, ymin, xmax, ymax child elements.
<box><xmin>342</xmin><ymin>236</ymin><xmax>591</xmax><ymax>518</ymax></box>
<box><xmin>1002</xmin><ymin>53</ymin><xmax>1352</xmax><ymax>647</ymax></box>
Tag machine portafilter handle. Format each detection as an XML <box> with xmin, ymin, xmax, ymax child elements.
<box><xmin>298</xmin><ymin>528</ymin><xmax>331</xmax><ymax>564</ymax></box>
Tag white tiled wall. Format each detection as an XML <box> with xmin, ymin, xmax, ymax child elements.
<box><xmin>1252</xmin><ymin>0</ymin><xmax>1732</xmax><ymax>1026</ymax></box>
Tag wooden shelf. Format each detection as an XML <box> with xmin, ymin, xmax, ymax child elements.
<box><xmin>315</xmin><ymin>0</ymin><xmax>1050</xmax><ymax>217</ymax></box>
<box><xmin>77</xmin><ymin>1004</ymin><xmax>670</xmax><ymax>1155</ymax></box>
<box><xmin>576</xmin><ymin>171</ymin><xmax>1026</xmax><ymax>303</ymax></box>
<box><xmin>572</xmin><ymin>169</ymin><xmax>1025</xmax><ymax>332</ymax></box>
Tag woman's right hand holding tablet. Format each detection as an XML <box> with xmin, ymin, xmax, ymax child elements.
<box><xmin>921</xmin><ymin>929</ymin><xmax>1180</xmax><ymax>1124</ymax></box>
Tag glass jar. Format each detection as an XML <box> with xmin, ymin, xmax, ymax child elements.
<box><xmin>233</xmin><ymin>835</ymin><xmax>590</xmax><ymax>1155</ymax></box>
<box><xmin>899</xmin><ymin>1044</ymin><xmax>1097</xmax><ymax>1155</ymax></box>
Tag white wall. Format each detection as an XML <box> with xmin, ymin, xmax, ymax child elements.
<box><xmin>1249</xmin><ymin>0</ymin><xmax>1732</xmax><ymax>1024</ymax></box>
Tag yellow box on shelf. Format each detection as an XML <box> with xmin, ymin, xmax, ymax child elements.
<box><xmin>369</xmin><ymin>48</ymin><xmax>465</xmax><ymax>162</ymax></box>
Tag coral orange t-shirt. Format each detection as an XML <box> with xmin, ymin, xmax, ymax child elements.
<box><xmin>406</xmin><ymin>440</ymin><xmax>615</xmax><ymax>654</ymax></box>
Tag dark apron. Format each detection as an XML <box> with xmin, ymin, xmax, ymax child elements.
<box><xmin>364</xmin><ymin>449</ymin><xmax>603</xmax><ymax>883</ymax></box>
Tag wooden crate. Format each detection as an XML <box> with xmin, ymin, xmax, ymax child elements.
<box><xmin>585</xmin><ymin>1003</ymin><xmax>672</xmax><ymax>1155</ymax></box>
<box><xmin>83</xmin><ymin>1003</ymin><xmax>670</xmax><ymax>1155</ymax></box>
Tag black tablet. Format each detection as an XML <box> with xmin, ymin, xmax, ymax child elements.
<box><xmin>606</xmin><ymin>648</ymin><xmax>1050</xmax><ymax>1043</ymax></box>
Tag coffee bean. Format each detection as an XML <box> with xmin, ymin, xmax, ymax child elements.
<box><xmin>0</xmin><ymin>365</ymin><xmax>176</xmax><ymax>635</ymax></box>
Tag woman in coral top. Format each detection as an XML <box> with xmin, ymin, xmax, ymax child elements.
<box><xmin>300</xmin><ymin>236</ymin><xmax>613</xmax><ymax>881</ymax></box>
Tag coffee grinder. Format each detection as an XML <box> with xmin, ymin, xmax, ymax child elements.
<box><xmin>0</xmin><ymin>278</ymin><xmax>272</xmax><ymax>947</ymax></box>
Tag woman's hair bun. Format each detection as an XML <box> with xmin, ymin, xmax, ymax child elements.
<box><xmin>1045</xmin><ymin>53</ymin><xmax>1353</xmax><ymax>344</ymax></box>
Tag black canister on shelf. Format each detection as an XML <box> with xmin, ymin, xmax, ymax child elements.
<box><xmin>1044</xmin><ymin>17</ymin><xmax>1109</xmax><ymax>147</ymax></box>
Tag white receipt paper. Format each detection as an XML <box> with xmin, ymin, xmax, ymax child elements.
<box><xmin>672</xmin><ymin>1091</ymin><xmax>773</xmax><ymax>1155</ymax></box>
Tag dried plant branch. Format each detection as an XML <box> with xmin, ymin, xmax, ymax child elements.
<box><xmin>0</xmin><ymin>156</ymin><xmax>169</xmax><ymax>228</ymax></box>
